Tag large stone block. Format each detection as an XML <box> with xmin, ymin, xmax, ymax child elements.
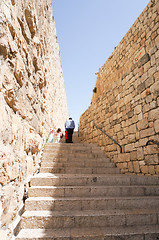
<box><xmin>137</xmin><ymin>118</ymin><xmax>149</xmax><ymax>130</ymax></box>
<box><xmin>138</xmin><ymin>53</ymin><xmax>150</xmax><ymax>68</ymax></box>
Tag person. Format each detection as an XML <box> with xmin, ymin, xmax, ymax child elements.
<box><xmin>56</xmin><ymin>128</ymin><xmax>63</xmax><ymax>143</ymax></box>
<box><xmin>64</xmin><ymin>117</ymin><xmax>75</xmax><ymax>143</ymax></box>
<box><xmin>65</xmin><ymin>130</ymin><xmax>69</xmax><ymax>143</ymax></box>
<box><xmin>47</xmin><ymin>128</ymin><xmax>54</xmax><ymax>143</ymax></box>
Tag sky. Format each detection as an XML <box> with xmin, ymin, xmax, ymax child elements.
<box><xmin>51</xmin><ymin>0</ymin><xmax>150</xmax><ymax>130</ymax></box>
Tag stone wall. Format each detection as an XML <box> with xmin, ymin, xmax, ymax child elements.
<box><xmin>0</xmin><ymin>0</ymin><xmax>68</xmax><ymax>238</ymax></box>
<box><xmin>79</xmin><ymin>0</ymin><xmax>159</xmax><ymax>176</ymax></box>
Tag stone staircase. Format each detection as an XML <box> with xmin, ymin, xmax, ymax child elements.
<box><xmin>16</xmin><ymin>142</ymin><xmax>159</xmax><ymax>239</ymax></box>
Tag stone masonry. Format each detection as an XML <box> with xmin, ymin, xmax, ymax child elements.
<box><xmin>79</xmin><ymin>0</ymin><xmax>159</xmax><ymax>175</ymax></box>
<box><xmin>0</xmin><ymin>0</ymin><xmax>68</xmax><ymax>239</ymax></box>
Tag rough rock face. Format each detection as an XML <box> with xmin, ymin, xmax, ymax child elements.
<box><xmin>0</xmin><ymin>0</ymin><xmax>68</xmax><ymax>238</ymax></box>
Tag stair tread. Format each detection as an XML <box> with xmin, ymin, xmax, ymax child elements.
<box><xmin>30</xmin><ymin>173</ymin><xmax>159</xmax><ymax>183</ymax></box>
<box><xmin>31</xmin><ymin>173</ymin><xmax>123</xmax><ymax>178</ymax></box>
<box><xmin>23</xmin><ymin>208</ymin><xmax>159</xmax><ymax>217</ymax></box>
<box><xmin>26</xmin><ymin>195</ymin><xmax>159</xmax><ymax>201</ymax></box>
<box><xmin>17</xmin><ymin>142</ymin><xmax>159</xmax><ymax>239</ymax></box>
<box><xmin>16</xmin><ymin>225</ymin><xmax>159</xmax><ymax>239</ymax></box>
<box><xmin>30</xmin><ymin>172</ymin><xmax>159</xmax><ymax>185</ymax></box>
<box><xmin>29</xmin><ymin>185</ymin><xmax>159</xmax><ymax>188</ymax></box>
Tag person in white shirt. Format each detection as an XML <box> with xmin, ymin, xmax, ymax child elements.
<box><xmin>64</xmin><ymin>117</ymin><xmax>75</xmax><ymax>143</ymax></box>
<box><xmin>56</xmin><ymin>128</ymin><xmax>63</xmax><ymax>143</ymax></box>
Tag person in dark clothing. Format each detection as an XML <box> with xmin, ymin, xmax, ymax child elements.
<box><xmin>64</xmin><ymin>117</ymin><xmax>75</xmax><ymax>143</ymax></box>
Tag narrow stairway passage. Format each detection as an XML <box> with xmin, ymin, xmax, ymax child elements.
<box><xmin>16</xmin><ymin>140</ymin><xmax>159</xmax><ymax>239</ymax></box>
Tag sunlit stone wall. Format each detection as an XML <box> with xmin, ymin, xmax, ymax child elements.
<box><xmin>0</xmin><ymin>0</ymin><xmax>68</xmax><ymax>238</ymax></box>
<box><xmin>79</xmin><ymin>0</ymin><xmax>159</xmax><ymax>176</ymax></box>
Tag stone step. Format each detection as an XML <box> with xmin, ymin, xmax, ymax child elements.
<box><xmin>25</xmin><ymin>196</ymin><xmax>159</xmax><ymax>211</ymax></box>
<box><xmin>42</xmin><ymin>153</ymin><xmax>106</xmax><ymax>159</ymax></box>
<box><xmin>43</xmin><ymin>148</ymin><xmax>105</xmax><ymax>154</ymax></box>
<box><xmin>43</xmin><ymin>144</ymin><xmax>105</xmax><ymax>154</ymax></box>
<box><xmin>41</xmin><ymin>156</ymin><xmax>111</xmax><ymax>162</ymax></box>
<box><xmin>39</xmin><ymin>167</ymin><xmax>120</xmax><ymax>174</ymax></box>
<box><xmin>16</xmin><ymin>225</ymin><xmax>159</xmax><ymax>240</ymax></box>
<box><xmin>19</xmin><ymin>209</ymin><xmax>159</xmax><ymax>229</ymax></box>
<box><xmin>30</xmin><ymin>173</ymin><xmax>159</xmax><ymax>186</ymax></box>
<box><xmin>28</xmin><ymin>185</ymin><xmax>159</xmax><ymax>198</ymax></box>
<box><xmin>44</xmin><ymin>143</ymin><xmax>100</xmax><ymax>150</ymax></box>
<box><xmin>40</xmin><ymin>160</ymin><xmax>114</xmax><ymax>168</ymax></box>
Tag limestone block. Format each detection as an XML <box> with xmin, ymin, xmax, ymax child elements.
<box><xmin>133</xmin><ymin>161</ymin><xmax>140</xmax><ymax>173</ymax></box>
<box><xmin>128</xmin><ymin>134</ymin><xmax>136</xmax><ymax>143</ymax></box>
<box><xmin>116</xmin><ymin>162</ymin><xmax>128</xmax><ymax>170</ymax></box>
<box><xmin>118</xmin><ymin>153</ymin><xmax>130</xmax><ymax>163</ymax></box>
<box><xmin>148</xmin><ymin>108</ymin><xmax>159</xmax><ymax>121</ymax></box>
<box><xmin>139</xmin><ymin>127</ymin><xmax>155</xmax><ymax>138</ymax></box>
<box><xmin>128</xmin><ymin>124</ymin><xmax>137</xmax><ymax>134</ymax></box>
<box><xmin>128</xmin><ymin>161</ymin><xmax>134</xmax><ymax>172</ymax></box>
<box><xmin>154</xmin><ymin>119</ymin><xmax>159</xmax><ymax>133</ymax></box>
<box><xmin>137</xmin><ymin>147</ymin><xmax>144</xmax><ymax>160</ymax></box>
<box><xmin>117</xmin><ymin>131</ymin><xmax>124</xmax><ymax>140</ymax></box>
<box><xmin>141</xmin><ymin>165</ymin><xmax>148</xmax><ymax>174</ymax></box>
<box><xmin>123</xmin><ymin>127</ymin><xmax>129</xmax><ymax>136</ymax></box>
<box><xmin>144</xmin><ymin>145</ymin><xmax>159</xmax><ymax>155</ymax></box>
<box><xmin>154</xmin><ymin>71</ymin><xmax>159</xmax><ymax>82</ymax></box>
<box><xmin>138</xmin><ymin>53</ymin><xmax>150</xmax><ymax>68</ymax></box>
<box><xmin>148</xmin><ymin>66</ymin><xmax>157</xmax><ymax>77</ymax></box>
<box><xmin>125</xmin><ymin>143</ymin><xmax>135</xmax><ymax>152</ymax></box>
<box><xmin>156</xmin><ymin>165</ymin><xmax>159</xmax><ymax>174</ymax></box>
<box><xmin>148</xmin><ymin>165</ymin><xmax>155</xmax><ymax>175</ymax></box>
<box><xmin>155</xmin><ymin>49</ymin><xmax>159</xmax><ymax>59</ymax></box>
<box><xmin>137</xmin><ymin>118</ymin><xmax>149</xmax><ymax>130</ymax></box>
<box><xmin>150</xmin><ymin>81</ymin><xmax>159</xmax><ymax>99</ymax></box>
<box><xmin>134</xmin><ymin>105</ymin><xmax>142</xmax><ymax>115</ymax></box>
<box><xmin>149</xmin><ymin>45</ymin><xmax>157</xmax><ymax>56</ymax></box>
<box><xmin>130</xmin><ymin>151</ymin><xmax>137</xmax><ymax>161</ymax></box>
<box><xmin>145</xmin><ymin>154</ymin><xmax>159</xmax><ymax>165</ymax></box>
<box><xmin>137</xmin><ymin>82</ymin><xmax>146</xmax><ymax>94</ymax></box>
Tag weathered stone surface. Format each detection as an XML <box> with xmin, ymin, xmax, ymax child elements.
<box><xmin>0</xmin><ymin>0</ymin><xmax>68</xmax><ymax>238</ymax></box>
<box><xmin>79</xmin><ymin>0</ymin><xmax>159</xmax><ymax>177</ymax></box>
<box><xmin>138</xmin><ymin>53</ymin><xmax>150</xmax><ymax>68</ymax></box>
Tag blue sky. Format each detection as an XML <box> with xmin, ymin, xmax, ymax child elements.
<box><xmin>51</xmin><ymin>0</ymin><xmax>150</xmax><ymax>130</ymax></box>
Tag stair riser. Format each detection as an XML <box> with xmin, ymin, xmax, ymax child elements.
<box><xmin>44</xmin><ymin>149</ymin><xmax>104</xmax><ymax>154</ymax></box>
<box><xmin>28</xmin><ymin>186</ymin><xmax>159</xmax><ymax>198</ymax></box>
<box><xmin>15</xmin><ymin>226</ymin><xmax>159</xmax><ymax>240</ymax></box>
<box><xmin>44</xmin><ymin>145</ymin><xmax>100</xmax><ymax>151</ymax></box>
<box><xmin>43</xmin><ymin>152</ymin><xmax>106</xmax><ymax>159</ymax></box>
<box><xmin>16</xmin><ymin>142</ymin><xmax>159</xmax><ymax>240</ymax></box>
<box><xmin>25</xmin><ymin>198</ymin><xmax>159</xmax><ymax>211</ymax></box>
<box><xmin>39</xmin><ymin>168</ymin><xmax>120</xmax><ymax>174</ymax></box>
<box><xmin>40</xmin><ymin>162</ymin><xmax>114</xmax><ymax>168</ymax></box>
<box><xmin>30</xmin><ymin>176</ymin><xmax>159</xmax><ymax>187</ymax></box>
<box><xmin>15</xmin><ymin>233</ymin><xmax>159</xmax><ymax>240</ymax></box>
<box><xmin>41</xmin><ymin>157</ymin><xmax>110</xmax><ymax>163</ymax></box>
<box><xmin>20</xmin><ymin>213</ymin><xmax>158</xmax><ymax>229</ymax></box>
<box><xmin>42</xmin><ymin>153</ymin><xmax>105</xmax><ymax>158</ymax></box>
<box><xmin>31</xmin><ymin>176</ymin><xmax>130</xmax><ymax>187</ymax></box>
